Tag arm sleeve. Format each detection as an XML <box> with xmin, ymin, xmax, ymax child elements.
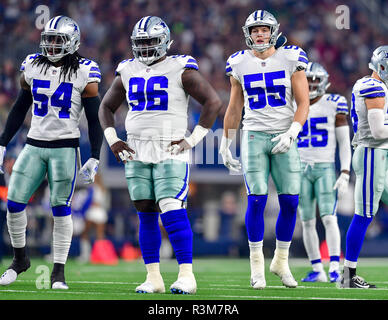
<box><xmin>335</xmin><ymin>125</ymin><xmax>351</xmax><ymax>172</ymax></box>
<box><xmin>82</xmin><ymin>96</ymin><xmax>104</xmax><ymax>160</ymax></box>
<box><xmin>0</xmin><ymin>88</ymin><xmax>32</xmax><ymax>146</ymax></box>
<box><xmin>368</xmin><ymin>108</ymin><xmax>388</xmax><ymax>140</ymax></box>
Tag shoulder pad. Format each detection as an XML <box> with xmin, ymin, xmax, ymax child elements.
<box><xmin>226</xmin><ymin>50</ymin><xmax>246</xmax><ymax>76</ymax></box>
<box><xmin>79</xmin><ymin>58</ymin><xmax>101</xmax><ymax>83</ymax></box>
<box><xmin>115</xmin><ymin>58</ymin><xmax>135</xmax><ymax>76</ymax></box>
<box><xmin>172</xmin><ymin>55</ymin><xmax>199</xmax><ymax>70</ymax></box>
<box><xmin>356</xmin><ymin>77</ymin><xmax>385</xmax><ymax>98</ymax></box>
<box><xmin>20</xmin><ymin>53</ymin><xmax>41</xmax><ymax>71</ymax></box>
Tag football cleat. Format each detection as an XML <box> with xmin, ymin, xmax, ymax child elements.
<box><xmin>136</xmin><ymin>280</ymin><xmax>165</xmax><ymax>294</ymax></box>
<box><xmin>250</xmin><ymin>274</ymin><xmax>266</xmax><ymax>289</ymax></box>
<box><xmin>329</xmin><ymin>270</ymin><xmax>340</xmax><ymax>283</ymax></box>
<box><xmin>52</xmin><ymin>281</ymin><xmax>69</xmax><ymax>290</ymax></box>
<box><xmin>339</xmin><ymin>274</ymin><xmax>376</xmax><ymax>289</ymax></box>
<box><xmin>301</xmin><ymin>270</ymin><xmax>328</xmax><ymax>282</ymax></box>
<box><xmin>0</xmin><ymin>257</ymin><xmax>31</xmax><ymax>286</ymax></box>
<box><xmin>270</xmin><ymin>258</ymin><xmax>298</xmax><ymax>288</ymax></box>
<box><xmin>170</xmin><ymin>275</ymin><xmax>197</xmax><ymax>294</ymax></box>
<box><xmin>0</xmin><ymin>269</ymin><xmax>17</xmax><ymax>286</ymax></box>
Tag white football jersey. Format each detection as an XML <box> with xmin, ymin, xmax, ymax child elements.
<box><xmin>116</xmin><ymin>55</ymin><xmax>197</xmax><ymax>141</ymax></box>
<box><xmin>297</xmin><ymin>93</ymin><xmax>349</xmax><ymax>163</ymax></box>
<box><xmin>21</xmin><ymin>53</ymin><xmax>100</xmax><ymax>141</ymax></box>
<box><xmin>226</xmin><ymin>45</ymin><xmax>308</xmax><ymax>133</ymax></box>
<box><xmin>351</xmin><ymin>76</ymin><xmax>388</xmax><ymax>149</ymax></box>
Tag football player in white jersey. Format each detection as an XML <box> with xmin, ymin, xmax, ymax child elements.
<box><xmin>0</xmin><ymin>16</ymin><xmax>104</xmax><ymax>289</ymax></box>
<box><xmin>339</xmin><ymin>46</ymin><xmax>388</xmax><ymax>289</ymax></box>
<box><xmin>98</xmin><ymin>16</ymin><xmax>222</xmax><ymax>294</ymax></box>
<box><xmin>297</xmin><ymin>62</ymin><xmax>351</xmax><ymax>283</ymax></box>
<box><xmin>220</xmin><ymin>10</ymin><xmax>309</xmax><ymax>289</ymax></box>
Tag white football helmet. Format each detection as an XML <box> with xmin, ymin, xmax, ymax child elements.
<box><xmin>40</xmin><ymin>16</ymin><xmax>81</xmax><ymax>62</ymax></box>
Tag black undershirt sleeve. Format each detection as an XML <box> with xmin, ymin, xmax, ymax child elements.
<box><xmin>0</xmin><ymin>88</ymin><xmax>32</xmax><ymax>146</ymax></box>
<box><xmin>82</xmin><ymin>96</ymin><xmax>104</xmax><ymax>160</ymax></box>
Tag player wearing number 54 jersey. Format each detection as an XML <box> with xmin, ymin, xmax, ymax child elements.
<box><xmin>219</xmin><ymin>10</ymin><xmax>310</xmax><ymax>289</ymax></box>
<box><xmin>297</xmin><ymin>62</ymin><xmax>351</xmax><ymax>284</ymax></box>
<box><xmin>0</xmin><ymin>16</ymin><xmax>103</xmax><ymax>289</ymax></box>
<box><xmin>98</xmin><ymin>16</ymin><xmax>222</xmax><ymax>295</ymax></box>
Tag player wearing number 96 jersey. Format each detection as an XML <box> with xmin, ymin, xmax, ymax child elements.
<box><xmin>98</xmin><ymin>16</ymin><xmax>222</xmax><ymax>295</ymax></box>
<box><xmin>220</xmin><ymin>10</ymin><xmax>310</xmax><ymax>290</ymax></box>
<box><xmin>0</xmin><ymin>16</ymin><xmax>104</xmax><ymax>290</ymax></box>
<box><xmin>297</xmin><ymin>62</ymin><xmax>351</xmax><ymax>284</ymax></box>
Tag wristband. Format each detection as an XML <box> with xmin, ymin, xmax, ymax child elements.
<box><xmin>104</xmin><ymin>127</ymin><xmax>121</xmax><ymax>147</ymax></box>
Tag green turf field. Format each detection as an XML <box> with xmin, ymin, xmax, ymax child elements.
<box><xmin>0</xmin><ymin>257</ymin><xmax>387</xmax><ymax>300</ymax></box>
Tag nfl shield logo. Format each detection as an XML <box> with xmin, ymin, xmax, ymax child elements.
<box><xmin>146</xmin><ymin>68</ymin><xmax>151</xmax><ymax>73</ymax></box>
<box><xmin>261</xmin><ymin>62</ymin><xmax>266</xmax><ymax>67</ymax></box>
<box><xmin>52</xmin><ymin>70</ymin><xmax>57</xmax><ymax>75</ymax></box>
<box><xmin>249</xmin><ymin>135</ymin><xmax>254</xmax><ymax>140</ymax></box>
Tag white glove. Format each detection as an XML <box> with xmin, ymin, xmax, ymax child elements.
<box><xmin>79</xmin><ymin>158</ymin><xmax>99</xmax><ymax>184</ymax></box>
<box><xmin>271</xmin><ymin>122</ymin><xmax>302</xmax><ymax>154</ymax></box>
<box><xmin>333</xmin><ymin>172</ymin><xmax>350</xmax><ymax>197</ymax></box>
<box><xmin>0</xmin><ymin>146</ymin><xmax>5</xmax><ymax>174</ymax></box>
<box><xmin>219</xmin><ymin>135</ymin><xmax>241</xmax><ymax>172</ymax></box>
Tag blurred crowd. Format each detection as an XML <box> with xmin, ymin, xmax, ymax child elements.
<box><xmin>1</xmin><ymin>0</ymin><xmax>388</xmax><ymax>262</ymax></box>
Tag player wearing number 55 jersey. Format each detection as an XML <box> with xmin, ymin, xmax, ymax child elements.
<box><xmin>98</xmin><ymin>16</ymin><xmax>222</xmax><ymax>295</ymax></box>
<box><xmin>220</xmin><ymin>10</ymin><xmax>309</xmax><ymax>289</ymax></box>
<box><xmin>339</xmin><ymin>46</ymin><xmax>388</xmax><ymax>289</ymax></box>
<box><xmin>0</xmin><ymin>16</ymin><xmax>103</xmax><ymax>289</ymax></box>
<box><xmin>297</xmin><ymin>62</ymin><xmax>351</xmax><ymax>284</ymax></box>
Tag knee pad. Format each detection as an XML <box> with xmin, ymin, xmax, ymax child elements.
<box><xmin>159</xmin><ymin>198</ymin><xmax>184</xmax><ymax>213</ymax></box>
<box><xmin>134</xmin><ymin>200</ymin><xmax>158</xmax><ymax>213</ymax></box>
<box><xmin>322</xmin><ymin>215</ymin><xmax>337</xmax><ymax>228</ymax></box>
<box><xmin>302</xmin><ymin>218</ymin><xmax>316</xmax><ymax>231</ymax></box>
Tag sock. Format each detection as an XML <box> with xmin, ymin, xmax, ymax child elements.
<box><xmin>160</xmin><ymin>208</ymin><xmax>192</xmax><ymax>265</ymax></box>
<box><xmin>276</xmin><ymin>194</ymin><xmax>298</xmax><ymax>242</ymax></box>
<box><xmin>138</xmin><ymin>212</ymin><xmax>161</xmax><ymax>264</ymax></box>
<box><xmin>345</xmin><ymin>214</ymin><xmax>373</xmax><ymax>264</ymax></box>
<box><xmin>52</xmin><ymin>212</ymin><xmax>73</xmax><ymax>265</ymax></box>
<box><xmin>301</xmin><ymin>218</ymin><xmax>321</xmax><ymax>265</ymax></box>
<box><xmin>311</xmin><ymin>260</ymin><xmax>324</xmax><ymax>273</ymax></box>
<box><xmin>245</xmin><ymin>195</ymin><xmax>267</xmax><ymax>242</ymax></box>
<box><xmin>322</xmin><ymin>215</ymin><xmax>341</xmax><ymax>268</ymax></box>
<box><xmin>6</xmin><ymin>201</ymin><xmax>27</xmax><ymax>248</ymax></box>
<box><xmin>178</xmin><ymin>263</ymin><xmax>194</xmax><ymax>278</ymax></box>
<box><xmin>249</xmin><ymin>240</ymin><xmax>264</xmax><ymax>276</ymax></box>
<box><xmin>274</xmin><ymin>239</ymin><xmax>291</xmax><ymax>260</ymax></box>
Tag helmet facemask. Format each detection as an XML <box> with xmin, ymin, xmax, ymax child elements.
<box><xmin>243</xmin><ymin>24</ymin><xmax>279</xmax><ymax>52</ymax></box>
<box><xmin>131</xmin><ymin>34</ymin><xmax>170</xmax><ymax>65</ymax></box>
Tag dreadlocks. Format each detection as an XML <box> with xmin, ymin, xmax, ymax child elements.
<box><xmin>32</xmin><ymin>52</ymin><xmax>84</xmax><ymax>81</ymax></box>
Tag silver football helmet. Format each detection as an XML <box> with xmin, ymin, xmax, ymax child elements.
<box><xmin>369</xmin><ymin>45</ymin><xmax>388</xmax><ymax>86</ymax></box>
<box><xmin>242</xmin><ymin>10</ymin><xmax>280</xmax><ymax>52</ymax></box>
<box><xmin>305</xmin><ymin>62</ymin><xmax>331</xmax><ymax>99</ymax></box>
<box><xmin>40</xmin><ymin>16</ymin><xmax>81</xmax><ymax>62</ymax></box>
<box><xmin>131</xmin><ymin>16</ymin><xmax>172</xmax><ymax>65</ymax></box>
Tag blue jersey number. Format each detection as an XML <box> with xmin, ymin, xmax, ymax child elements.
<box><xmin>243</xmin><ymin>71</ymin><xmax>286</xmax><ymax>109</ymax></box>
<box><xmin>297</xmin><ymin>117</ymin><xmax>328</xmax><ymax>148</ymax></box>
<box><xmin>32</xmin><ymin>80</ymin><xmax>73</xmax><ymax>118</ymax></box>
<box><xmin>128</xmin><ymin>76</ymin><xmax>168</xmax><ymax>111</ymax></box>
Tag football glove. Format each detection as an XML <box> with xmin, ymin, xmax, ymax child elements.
<box><xmin>219</xmin><ymin>135</ymin><xmax>241</xmax><ymax>172</ymax></box>
<box><xmin>333</xmin><ymin>172</ymin><xmax>350</xmax><ymax>197</ymax></box>
<box><xmin>271</xmin><ymin>122</ymin><xmax>302</xmax><ymax>154</ymax></box>
<box><xmin>0</xmin><ymin>146</ymin><xmax>5</xmax><ymax>174</ymax></box>
<box><xmin>79</xmin><ymin>158</ymin><xmax>99</xmax><ymax>184</ymax></box>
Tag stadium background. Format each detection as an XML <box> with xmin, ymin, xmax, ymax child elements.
<box><xmin>0</xmin><ymin>0</ymin><xmax>388</xmax><ymax>264</ymax></box>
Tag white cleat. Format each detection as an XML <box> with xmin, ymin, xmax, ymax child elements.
<box><xmin>52</xmin><ymin>281</ymin><xmax>69</xmax><ymax>290</ymax></box>
<box><xmin>170</xmin><ymin>275</ymin><xmax>197</xmax><ymax>294</ymax></box>
<box><xmin>0</xmin><ymin>269</ymin><xmax>17</xmax><ymax>286</ymax></box>
<box><xmin>250</xmin><ymin>274</ymin><xmax>266</xmax><ymax>289</ymax></box>
<box><xmin>270</xmin><ymin>259</ymin><xmax>298</xmax><ymax>288</ymax></box>
<box><xmin>136</xmin><ymin>280</ymin><xmax>165</xmax><ymax>294</ymax></box>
